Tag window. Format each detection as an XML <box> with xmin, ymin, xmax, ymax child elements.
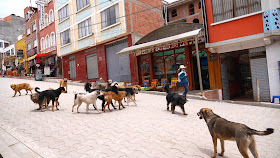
<box><xmin>27</xmin><ymin>43</ymin><xmax>31</xmax><ymax>50</ymax></box>
<box><xmin>27</xmin><ymin>28</ymin><xmax>30</xmax><ymax>35</ymax></box>
<box><xmin>32</xmin><ymin>23</ymin><xmax>36</xmax><ymax>31</ymax></box>
<box><xmin>189</xmin><ymin>4</ymin><xmax>195</xmax><ymax>15</ymax></box>
<box><xmin>26</xmin><ymin>13</ymin><xmax>29</xmax><ymax>20</ymax></box>
<box><xmin>60</xmin><ymin>29</ymin><xmax>70</xmax><ymax>46</ymax></box>
<box><xmin>49</xmin><ymin>10</ymin><xmax>54</xmax><ymax>23</ymax></box>
<box><xmin>34</xmin><ymin>39</ymin><xmax>37</xmax><ymax>47</ymax></box>
<box><xmin>101</xmin><ymin>4</ymin><xmax>119</xmax><ymax>28</ymax></box>
<box><xmin>45</xmin><ymin>35</ymin><xmax>49</xmax><ymax>48</ymax></box>
<box><xmin>212</xmin><ymin>0</ymin><xmax>262</xmax><ymax>23</ymax></box>
<box><xmin>78</xmin><ymin>18</ymin><xmax>92</xmax><ymax>38</ymax></box>
<box><xmin>50</xmin><ymin>32</ymin><xmax>55</xmax><ymax>46</ymax></box>
<box><xmin>193</xmin><ymin>18</ymin><xmax>199</xmax><ymax>23</ymax></box>
<box><xmin>41</xmin><ymin>37</ymin><xmax>44</xmax><ymax>50</ymax></box>
<box><xmin>59</xmin><ymin>5</ymin><xmax>69</xmax><ymax>22</ymax></box>
<box><xmin>77</xmin><ymin>0</ymin><xmax>90</xmax><ymax>11</ymax></box>
<box><xmin>171</xmin><ymin>9</ymin><xmax>177</xmax><ymax>17</ymax></box>
<box><xmin>0</xmin><ymin>42</ymin><xmax>3</xmax><ymax>48</ymax></box>
<box><xmin>198</xmin><ymin>1</ymin><xmax>201</xmax><ymax>9</ymax></box>
<box><xmin>11</xmin><ymin>48</ymin><xmax>14</xmax><ymax>55</ymax></box>
<box><xmin>44</xmin><ymin>14</ymin><xmax>49</xmax><ymax>26</ymax></box>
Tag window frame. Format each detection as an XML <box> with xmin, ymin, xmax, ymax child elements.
<box><xmin>49</xmin><ymin>10</ymin><xmax>54</xmax><ymax>23</ymax></box>
<box><xmin>59</xmin><ymin>4</ymin><xmax>69</xmax><ymax>22</ymax></box>
<box><xmin>41</xmin><ymin>37</ymin><xmax>45</xmax><ymax>50</ymax></box>
<box><xmin>171</xmin><ymin>9</ymin><xmax>177</xmax><ymax>17</ymax></box>
<box><xmin>189</xmin><ymin>3</ymin><xmax>195</xmax><ymax>15</ymax></box>
<box><xmin>101</xmin><ymin>3</ymin><xmax>120</xmax><ymax>29</ymax></box>
<box><xmin>78</xmin><ymin>18</ymin><xmax>92</xmax><ymax>39</ymax></box>
<box><xmin>60</xmin><ymin>29</ymin><xmax>71</xmax><ymax>46</ymax></box>
<box><xmin>34</xmin><ymin>39</ymin><xmax>37</xmax><ymax>48</ymax></box>
<box><xmin>27</xmin><ymin>28</ymin><xmax>30</xmax><ymax>35</ymax></box>
<box><xmin>32</xmin><ymin>23</ymin><xmax>36</xmax><ymax>31</ymax></box>
<box><xmin>27</xmin><ymin>43</ymin><xmax>31</xmax><ymax>50</ymax></box>
<box><xmin>50</xmin><ymin>32</ymin><xmax>55</xmax><ymax>46</ymax></box>
<box><xmin>76</xmin><ymin>0</ymin><xmax>90</xmax><ymax>11</ymax></box>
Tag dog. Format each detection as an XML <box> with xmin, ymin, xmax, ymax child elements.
<box><xmin>10</xmin><ymin>83</ymin><xmax>33</xmax><ymax>97</ymax></box>
<box><xmin>92</xmin><ymin>78</ymin><xmax>113</xmax><ymax>90</ymax></box>
<box><xmin>118</xmin><ymin>85</ymin><xmax>141</xmax><ymax>101</ymax></box>
<box><xmin>101</xmin><ymin>86</ymin><xmax>127</xmax><ymax>112</ymax></box>
<box><xmin>72</xmin><ymin>91</ymin><xmax>102</xmax><ymax>114</ymax></box>
<box><xmin>30</xmin><ymin>92</ymin><xmax>51</xmax><ymax>110</ymax></box>
<box><xmin>117</xmin><ymin>87</ymin><xmax>137</xmax><ymax>106</ymax></box>
<box><xmin>84</xmin><ymin>82</ymin><xmax>116</xmax><ymax>111</ymax></box>
<box><xmin>35</xmin><ymin>87</ymin><xmax>65</xmax><ymax>112</ymax></box>
<box><xmin>164</xmin><ymin>84</ymin><xmax>187</xmax><ymax>115</ymax></box>
<box><xmin>59</xmin><ymin>78</ymin><xmax>68</xmax><ymax>92</ymax></box>
<box><xmin>197</xmin><ymin>108</ymin><xmax>274</xmax><ymax>158</ymax></box>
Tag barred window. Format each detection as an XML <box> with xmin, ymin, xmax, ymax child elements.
<box><xmin>101</xmin><ymin>4</ymin><xmax>119</xmax><ymax>29</ymax></box>
<box><xmin>189</xmin><ymin>4</ymin><xmax>195</xmax><ymax>15</ymax></box>
<box><xmin>59</xmin><ymin>5</ymin><xmax>69</xmax><ymax>22</ymax></box>
<box><xmin>212</xmin><ymin>0</ymin><xmax>262</xmax><ymax>23</ymax></box>
<box><xmin>60</xmin><ymin>29</ymin><xmax>70</xmax><ymax>46</ymax></box>
<box><xmin>171</xmin><ymin>9</ymin><xmax>177</xmax><ymax>17</ymax></box>
<box><xmin>78</xmin><ymin>18</ymin><xmax>92</xmax><ymax>38</ymax></box>
<box><xmin>77</xmin><ymin>0</ymin><xmax>90</xmax><ymax>11</ymax></box>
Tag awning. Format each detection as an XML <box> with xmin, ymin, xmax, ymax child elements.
<box><xmin>27</xmin><ymin>54</ymin><xmax>37</xmax><ymax>61</ymax></box>
<box><xmin>117</xmin><ymin>28</ymin><xmax>202</xmax><ymax>55</ymax></box>
<box><xmin>36</xmin><ymin>52</ymin><xmax>52</xmax><ymax>57</ymax></box>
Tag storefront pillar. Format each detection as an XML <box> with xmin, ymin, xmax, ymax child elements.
<box><xmin>195</xmin><ymin>36</ymin><xmax>203</xmax><ymax>94</ymax></box>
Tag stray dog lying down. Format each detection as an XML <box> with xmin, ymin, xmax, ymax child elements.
<box><xmin>197</xmin><ymin>108</ymin><xmax>274</xmax><ymax>158</ymax></box>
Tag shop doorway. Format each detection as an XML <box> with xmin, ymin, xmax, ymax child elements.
<box><xmin>220</xmin><ymin>51</ymin><xmax>253</xmax><ymax>101</ymax></box>
<box><xmin>192</xmin><ymin>50</ymin><xmax>210</xmax><ymax>90</ymax></box>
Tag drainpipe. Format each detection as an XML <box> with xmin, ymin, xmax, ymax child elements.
<box><xmin>195</xmin><ymin>36</ymin><xmax>203</xmax><ymax>95</ymax></box>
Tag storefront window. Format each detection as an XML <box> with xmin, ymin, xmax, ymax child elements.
<box><xmin>176</xmin><ymin>54</ymin><xmax>186</xmax><ymax>71</ymax></box>
<box><xmin>175</xmin><ymin>48</ymin><xmax>184</xmax><ymax>53</ymax></box>
<box><xmin>154</xmin><ymin>58</ymin><xmax>164</xmax><ymax>80</ymax></box>
<box><xmin>165</xmin><ymin>56</ymin><xmax>175</xmax><ymax>82</ymax></box>
<box><xmin>140</xmin><ymin>60</ymin><xmax>150</xmax><ymax>81</ymax></box>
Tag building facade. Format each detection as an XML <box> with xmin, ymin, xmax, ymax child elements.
<box><xmin>202</xmin><ymin>0</ymin><xmax>280</xmax><ymax>102</ymax></box>
<box><xmin>38</xmin><ymin>0</ymin><xmax>62</xmax><ymax>77</ymax></box>
<box><xmin>24</xmin><ymin>7</ymin><xmax>40</xmax><ymax>75</ymax></box>
<box><xmin>163</xmin><ymin>0</ymin><xmax>203</xmax><ymax>24</ymax></box>
<box><xmin>54</xmin><ymin>0</ymin><xmax>163</xmax><ymax>83</ymax></box>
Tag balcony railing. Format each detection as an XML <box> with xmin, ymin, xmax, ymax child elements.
<box><xmin>41</xmin><ymin>45</ymin><xmax>57</xmax><ymax>54</ymax></box>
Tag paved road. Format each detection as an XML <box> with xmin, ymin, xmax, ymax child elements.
<box><xmin>0</xmin><ymin>78</ymin><xmax>279</xmax><ymax>158</ymax></box>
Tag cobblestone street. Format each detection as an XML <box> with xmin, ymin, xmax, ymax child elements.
<box><xmin>0</xmin><ymin>78</ymin><xmax>279</xmax><ymax>158</ymax></box>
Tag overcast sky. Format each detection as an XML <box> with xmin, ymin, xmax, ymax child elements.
<box><xmin>0</xmin><ymin>0</ymin><xmax>177</xmax><ymax>18</ymax></box>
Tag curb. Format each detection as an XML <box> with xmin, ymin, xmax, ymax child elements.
<box><xmin>140</xmin><ymin>90</ymin><xmax>280</xmax><ymax>109</ymax></box>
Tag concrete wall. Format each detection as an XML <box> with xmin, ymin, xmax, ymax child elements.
<box><xmin>266</xmin><ymin>41</ymin><xmax>280</xmax><ymax>103</ymax></box>
<box><xmin>0</xmin><ymin>15</ymin><xmax>25</xmax><ymax>44</ymax></box>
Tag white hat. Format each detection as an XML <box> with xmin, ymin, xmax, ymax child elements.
<box><xmin>179</xmin><ymin>65</ymin><xmax>186</xmax><ymax>69</ymax></box>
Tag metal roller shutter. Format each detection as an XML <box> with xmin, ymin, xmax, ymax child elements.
<box><xmin>250</xmin><ymin>58</ymin><xmax>270</xmax><ymax>101</ymax></box>
<box><xmin>86</xmin><ymin>54</ymin><xmax>99</xmax><ymax>80</ymax></box>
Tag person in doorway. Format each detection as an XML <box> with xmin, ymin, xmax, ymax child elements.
<box><xmin>178</xmin><ymin>65</ymin><xmax>189</xmax><ymax>101</ymax></box>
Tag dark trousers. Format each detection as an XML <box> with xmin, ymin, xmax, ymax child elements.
<box><xmin>182</xmin><ymin>82</ymin><xmax>189</xmax><ymax>97</ymax></box>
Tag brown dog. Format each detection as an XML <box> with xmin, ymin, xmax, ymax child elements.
<box><xmin>197</xmin><ymin>108</ymin><xmax>274</xmax><ymax>158</ymax></box>
<box><xmin>10</xmin><ymin>83</ymin><xmax>33</xmax><ymax>97</ymax></box>
<box><xmin>59</xmin><ymin>78</ymin><xmax>68</xmax><ymax>92</ymax></box>
<box><xmin>30</xmin><ymin>93</ymin><xmax>51</xmax><ymax>110</ymax></box>
<box><xmin>102</xmin><ymin>91</ymin><xmax>126</xmax><ymax>112</ymax></box>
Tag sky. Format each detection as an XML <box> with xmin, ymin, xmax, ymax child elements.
<box><xmin>0</xmin><ymin>0</ymin><xmax>37</xmax><ymax>18</ymax></box>
<box><xmin>0</xmin><ymin>0</ymin><xmax>177</xmax><ymax>18</ymax></box>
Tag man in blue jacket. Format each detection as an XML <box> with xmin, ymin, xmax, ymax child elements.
<box><xmin>178</xmin><ymin>65</ymin><xmax>189</xmax><ymax>100</ymax></box>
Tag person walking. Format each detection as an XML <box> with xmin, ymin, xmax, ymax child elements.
<box><xmin>178</xmin><ymin>65</ymin><xmax>189</xmax><ymax>100</ymax></box>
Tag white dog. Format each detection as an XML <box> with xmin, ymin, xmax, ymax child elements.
<box><xmin>72</xmin><ymin>91</ymin><xmax>102</xmax><ymax>114</ymax></box>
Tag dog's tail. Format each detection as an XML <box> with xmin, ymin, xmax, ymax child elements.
<box><xmin>248</xmin><ymin>128</ymin><xmax>274</xmax><ymax>136</ymax></box>
<box><xmin>164</xmin><ymin>84</ymin><xmax>170</xmax><ymax>93</ymax></box>
<box><xmin>35</xmin><ymin>87</ymin><xmax>40</xmax><ymax>93</ymax></box>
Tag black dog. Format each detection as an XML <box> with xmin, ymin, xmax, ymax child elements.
<box><xmin>35</xmin><ymin>87</ymin><xmax>65</xmax><ymax>112</ymax></box>
<box><xmin>164</xmin><ymin>84</ymin><xmax>187</xmax><ymax>115</ymax></box>
<box><xmin>84</xmin><ymin>82</ymin><xmax>116</xmax><ymax>111</ymax></box>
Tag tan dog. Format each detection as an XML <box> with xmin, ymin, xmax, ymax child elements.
<box><xmin>10</xmin><ymin>83</ymin><xmax>33</xmax><ymax>97</ymax></box>
<box><xmin>59</xmin><ymin>78</ymin><xmax>68</xmax><ymax>92</ymax></box>
<box><xmin>197</xmin><ymin>108</ymin><xmax>274</xmax><ymax>158</ymax></box>
<box><xmin>101</xmin><ymin>90</ymin><xmax>126</xmax><ymax>112</ymax></box>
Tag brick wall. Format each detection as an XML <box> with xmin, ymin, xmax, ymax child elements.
<box><xmin>168</xmin><ymin>0</ymin><xmax>203</xmax><ymax>24</ymax></box>
<box><xmin>125</xmin><ymin>0</ymin><xmax>163</xmax><ymax>36</ymax></box>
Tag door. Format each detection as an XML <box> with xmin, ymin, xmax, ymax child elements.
<box><xmin>86</xmin><ymin>54</ymin><xmax>99</xmax><ymax>80</ymax></box>
<box><xmin>106</xmin><ymin>39</ymin><xmax>131</xmax><ymax>82</ymax></box>
<box><xmin>250</xmin><ymin>58</ymin><xmax>270</xmax><ymax>101</ymax></box>
<box><xmin>69</xmin><ymin>60</ymin><xmax>76</xmax><ymax>79</ymax></box>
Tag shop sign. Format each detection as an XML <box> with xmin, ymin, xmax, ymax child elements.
<box><xmin>263</xmin><ymin>9</ymin><xmax>280</xmax><ymax>32</ymax></box>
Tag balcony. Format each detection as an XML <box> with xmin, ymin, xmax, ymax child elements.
<box><xmin>41</xmin><ymin>45</ymin><xmax>57</xmax><ymax>54</ymax></box>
